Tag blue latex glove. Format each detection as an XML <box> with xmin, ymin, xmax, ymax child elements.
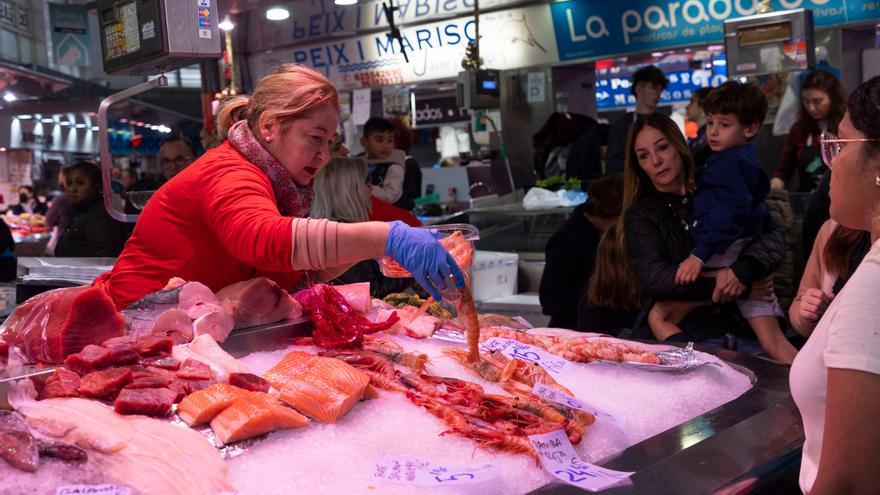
<box><xmin>385</xmin><ymin>221</ymin><xmax>465</xmax><ymax>301</ymax></box>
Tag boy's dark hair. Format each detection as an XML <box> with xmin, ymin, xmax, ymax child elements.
<box><xmin>702</xmin><ymin>80</ymin><xmax>768</xmax><ymax>127</ymax></box>
<box><xmin>363</xmin><ymin>117</ymin><xmax>394</xmax><ymax>138</ymax></box>
<box><xmin>159</xmin><ymin>133</ymin><xmax>197</xmax><ymax>156</ymax></box>
<box><xmin>692</xmin><ymin>87</ymin><xmax>713</xmax><ymax>107</ymax></box>
<box><xmin>630</xmin><ymin>65</ymin><xmax>669</xmax><ymax>96</ymax></box>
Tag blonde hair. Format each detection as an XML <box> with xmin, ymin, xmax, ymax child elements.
<box><xmin>216</xmin><ymin>64</ymin><xmax>339</xmax><ymax>138</ymax></box>
<box><xmin>311</xmin><ymin>158</ymin><xmax>372</xmax><ymax>223</ymax></box>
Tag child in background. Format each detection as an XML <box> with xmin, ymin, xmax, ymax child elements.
<box><xmin>360</xmin><ymin>117</ymin><xmax>406</xmax><ymax>206</ymax></box>
<box><xmin>648</xmin><ymin>81</ymin><xmax>798</xmax><ymax>364</ymax></box>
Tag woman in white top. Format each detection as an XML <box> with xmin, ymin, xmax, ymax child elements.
<box><xmin>789</xmin><ymin>75</ymin><xmax>880</xmax><ymax>494</ymax></box>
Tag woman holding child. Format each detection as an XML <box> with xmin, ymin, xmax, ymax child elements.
<box><xmin>620</xmin><ymin>103</ymin><xmax>795</xmax><ymax>361</ymax></box>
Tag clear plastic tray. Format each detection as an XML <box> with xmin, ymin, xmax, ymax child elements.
<box><xmin>379</xmin><ymin>224</ymin><xmax>480</xmax><ymax>278</ymax></box>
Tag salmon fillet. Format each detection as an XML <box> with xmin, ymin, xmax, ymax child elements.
<box><xmin>177</xmin><ymin>383</ymin><xmax>241</xmax><ymax>426</ymax></box>
<box><xmin>262</xmin><ymin>351</ymin><xmax>370</xmax><ymax>423</ymax></box>
<box><xmin>210</xmin><ymin>398</ymin><xmax>308</xmax><ymax>445</ymax></box>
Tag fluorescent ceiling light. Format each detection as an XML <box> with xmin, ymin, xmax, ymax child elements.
<box><xmin>219</xmin><ymin>18</ymin><xmax>235</xmax><ymax>31</ymax></box>
<box><xmin>17</xmin><ymin>114</ymin><xmax>32</xmax><ymax>120</ymax></box>
<box><xmin>2</xmin><ymin>92</ymin><xmax>15</xmax><ymax>102</ymax></box>
<box><xmin>334</xmin><ymin>0</ymin><xmax>357</xmax><ymax>5</ymax></box>
<box><xmin>266</xmin><ymin>7</ymin><xmax>290</xmax><ymax>20</ymax></box>
<box><xmin>74</xmin><ymin>124</ymin><xmax>86</xmax><ymax>129</ymax></box>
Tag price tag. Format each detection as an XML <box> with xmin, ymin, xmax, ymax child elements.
<box><xmin>481</xmin><ymin>337</ymin><xmax>569</xmax><ymax>376</ymax></box>
<box><xmin>373</xmin><ymin>452</ymin><xmax>500</xmax><ymax>486</ymax></box>
<box><xmin>55</xmin><ymin>485</ymin><xmax>132</xmax><ymax>495</ymax></box>
<box><xmin>532</xmin><ymin>383</ymin><xmax>627</xmax><ymax>430</ymax></box>
<box><xmin>528</xmin><ymin>429</ymin><xmax>634</xmax><ymax>492</ymax></box>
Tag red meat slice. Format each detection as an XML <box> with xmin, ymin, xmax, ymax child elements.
<box><xmin>167</xmin><ymin>380</ymin><xmax>190</xmax><ymax>402</ymax></box>
<box><xmin>126</xmin><ymin>375</ymin><xmax>174</xmax><ymax>389</ymax></box>
<box><xmin>114</xmin><ymin>387</ymin><xmax>177</xmax><ymax>417</ymax></box>
<box><xmin>180</xmin><ymin>379</ymin><xmax>215</xmax><ymax>394</ymax></box>
<box><xmin>40</xmin><ymin>368</ymin><xmax>82</xmax><ymax>399</ymax></box>
<box><xmin>176</xmin><ymin>358</ymin><xmax>212</xmax><ymax>380</ymax></box>
<box><xmin>64</xmin><ymin>345</ymin><xmax>114</xmax><ymax>375</ymax></box>
<box><xmin>0</xmin><ymin>340</ymin><xmax>8</xmax><ymax>358</ymax></box>
<box><xmin>135</xmin><ymin>335</ymin><xmax>174</xmax><ymax>357</ymax></box>
<box><xmin>101</xmin><ymin>337</ymin><xmax>139</xmax><ymax>366</ymax></box>
<box><xmin>228</xmin><ymin>372</ymin><xmax>270</xmax><ymax>392</ymax></box>
<box><xmin>0</xmin><ymin>286</ymin><xmax>125</xmax><ymax>364</ymax></box>
<box><xmin>139</xmin><ymin>356</ymin><xmax>180</xmax><ymax>370</ymax></box>
<box><xmin>78</xmin><ymin>367</ymin><xmax>133</xmax><ymax>399</ymax></box>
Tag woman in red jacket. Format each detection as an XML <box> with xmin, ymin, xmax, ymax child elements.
<box><xmin>97</xmin><ymin>65</ymin><xmax>462</xmax><ymax>309</ymax></box>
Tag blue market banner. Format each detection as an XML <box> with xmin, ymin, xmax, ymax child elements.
<box><xmin>551</xmin><ymin>0</ymin><xmax>880</xmax><ymax>62</ymax></box>
<box><xmin>596</xmin><ymin>65</ymin><xmax>729</xmax><ymax>109</ymax></box>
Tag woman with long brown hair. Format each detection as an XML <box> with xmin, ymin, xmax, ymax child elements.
<box><xmin>619</xmin><ymin>113</ymin><xmax>785</xmax><ymax>348</ymax></box>
<box><xmin>772</xmin><ymin>69</ymin><xmax>847</xmax><ymax>191</ymax></box>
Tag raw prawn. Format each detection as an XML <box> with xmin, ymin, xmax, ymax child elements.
<box><xmin>454</xmin><ymin>277</ymin><xmax>481</xmax><ymax>363</ymax></box>
<box><xmin>362</xmin><ymin>334</ymin><xmax>428</xmax><ymax>372</ymax></box>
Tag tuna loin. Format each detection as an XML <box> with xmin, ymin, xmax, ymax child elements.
<box><xmin>0</xmin><ymin>286</ymin><xmax>125</xmax><ymax>364</ymax></box>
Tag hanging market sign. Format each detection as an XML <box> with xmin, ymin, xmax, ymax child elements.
<box><xmin>248</xmin><ymin>4</ymin><xmax>558</xmax><ymax>90</ymax></box>
<box><xmin>551</xmin><ymin>0</ymin><xmax>880</xmax><ymax>62</ymax></box>
<box><xmin>246</xmin><ymin>0</ymin><xmax>531</xmax><ymax>51</ymax></box>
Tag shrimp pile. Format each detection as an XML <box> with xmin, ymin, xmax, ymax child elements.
<box><xmin>480</xmin><ymin>327</ymin><xmax>662</xmax><ymax>365</ymax></box>
<box><xmin>444</xmin><ymin>348</ymin><xmax>595</xmax><ymax>442</ymax></box>
<box><xmin>320</xmin><ymin>350</ymin><xmax>578</xmax><ymax>462</ymax></box>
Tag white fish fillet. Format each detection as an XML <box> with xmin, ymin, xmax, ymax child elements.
<box><xmin>9</xmin><ymin>380</ymin><xmax>232</xmax><ymax>495</ymax></box>
<box><xmin>193</xmin><ymin>308</ymin><xmax>235</xmax><ymax>342</ymax></box>
<box><xmin>173</xmin><ymin>334</ymin><xmax>249</xmax><ymax>382</ymax></box>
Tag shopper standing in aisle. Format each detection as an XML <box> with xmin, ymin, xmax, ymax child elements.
<box><xmin>619</xmin><ymin>113</ymin><xmax>784</xmax><ymax>351</ymax></box>
<box><xmin>686</xmin><ymin>87</ymin><xmax>713</xmax><ymax>171</ymax></box>
<box><xmin>772</xmin><ymin>69</ymin><xmax>846</xmax><ymax>192</ymax></box>
<box><xmin>790</xmin><ymin>75</ymin><xmax>880</xmax><ymax>495</ymax></box>
<box><xmin>96</xmin><ymin>64</ymin><xmax>463</xmax><ymax>309</ymax></box>
<box><xmin>126</xmin><ymin>134</ymin><xmax>199</xmax><ymax>213</ymax></box>
<box><xmin>605</xmin><ymin>65</ymin><xmax>669</xmax><ymax>173</ymax></box>
<box><xmin>55</xmin><ymin>161</ymin><xmax>127</xmax><ymax>258</ymax></box>
<box><xmin>540</xmin><ymin>173</ymin><xmax>623</xmax><ymax>330</ymax></box>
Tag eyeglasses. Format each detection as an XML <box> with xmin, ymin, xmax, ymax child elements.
<box><xmin>820</xmin><ymin>131</ymin><xmax>880</xmax><ymax>167</ymax></box>
<box><xmin>160</xmin><ymin>155</ymin><xmax>194</xmax><ymax>168</ymax></box>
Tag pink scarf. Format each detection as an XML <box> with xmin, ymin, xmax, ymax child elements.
<box><xmin>227</xmin><ymin>120</ymin><xmax>313</xmax><ymax>217</ymax></box>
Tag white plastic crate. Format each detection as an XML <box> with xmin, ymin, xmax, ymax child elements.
<box><xmin>470</xmin><ymin>251</ymin><xmax>519</xmax><ymax>302</ymax></box>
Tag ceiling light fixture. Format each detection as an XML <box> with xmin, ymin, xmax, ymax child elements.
<box><xmin>266</xmin><ymin>7</ymin><xmax>291</xmax><ymax>20</ymax></box>
<box><xmin>335</xmin><ymin>0</ymin><xmax>357</xmax><ymax>5</ymax></box>
<box><xmin>2</xmin><ymin>92</ymin><xmax>15</xmax><ymax>102</ymax></box>
<box><xmin>74</xmin><ymin>123</ymin><xmax>86</xmax><ymax>129</ymax></box>
<box><xmin>16</xmin><ymin>114</ymin><xmax>32</xmax><ymax>120</ymax></box>
<box><xmin>219</xmin><ymin>18</ymin><xmax>235</xmax><ymax>31</ymax></box>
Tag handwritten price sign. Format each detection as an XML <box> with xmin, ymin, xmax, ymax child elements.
<box><xmin>55</xmin><ymin>485</ymin><xmax>132</xmax><ymax>495</ymax></box>
<box><xmin>373</xmin><ymin>452</ymin><xmax>500</xmax><ymax>486</ymax></box>
<box><xmin>532</xmin><ymin>383</ymin><xmax>627</xmax><ymax>430</ymax></box>
<box><xmin>481</xmin><ymin>337</ymin><xmax>569</xmax><ymax>376</ymax></box>
<box><xmin>528</xmin><ymin>429</ymin><xmax>634</xmax><ymax>492</ymax></box>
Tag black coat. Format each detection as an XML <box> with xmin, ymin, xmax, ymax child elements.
<box><xmin>623</xmin><ymin>191</ymin><xmax>786</xmax><ymax>340</ymax></box>
<box><xmin>55</xmin><ymin>197</ymin><xmax>128</xmax><ymax>258</ymax></box>
<box><xmin>0</xmin><ymin>220</ymin><xmax>16</xmax><ymax>282</ymax></box>
<box><xmin>539</xmin><ymin>203</ymin><xmax>601</xmax><ymax>329</ymax></box>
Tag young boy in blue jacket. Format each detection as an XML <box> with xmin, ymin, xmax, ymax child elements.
<box><xmin>648</xmin><ymin>81</ymin><xmax>798</xmax><ymax>364</ymax></box>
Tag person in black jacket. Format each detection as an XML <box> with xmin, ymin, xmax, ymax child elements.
<box><xmin>0</xmin><ymin>219</ymin><xmax>17</xmax><ymax>282</ymax></box>
<box><xmin>55</xmin><ymin>161</ymin><xmax>127</xmax><ymax>258</ymax></box>
<box><xmin>540</xmin><ymin>173</ymin><xmax>623</xmax><ymax>329</ymax></box>
<box><xmin>620</xmin><ymin>113</ymin><xmax>787</xmax><ymax>350</ymax></box>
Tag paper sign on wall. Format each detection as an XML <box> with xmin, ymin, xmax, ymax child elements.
<box><xmin>352</xmin><ymin>88</ymin><xmax>372</xmax><ymax>126</ymax></box>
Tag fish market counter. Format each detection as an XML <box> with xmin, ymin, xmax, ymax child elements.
<box><xmin>0</xmin><ymin>320</ymin><xmax>801</xmax><ymax>494</ymax></box>
<box><xmin>221</xmin><ymin>322</ymin><xmax>802</xmax><ymax>494</ymax></box>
